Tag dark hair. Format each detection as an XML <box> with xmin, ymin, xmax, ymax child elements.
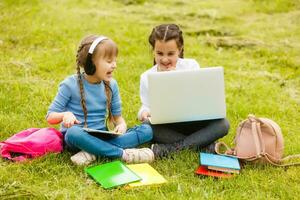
<box><xmin>76</xmin><ymin>35</ymin><xmax>118</xmax><ymax>128</ymax></box>
<box><xmin>148</xmin><ymin>24</ymin><xmax>184</xmax><ymax>64</ymax></box>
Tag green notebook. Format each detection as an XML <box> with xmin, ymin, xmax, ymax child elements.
<box><xmin>85</xmin><ymin>160</ymin><xmax>141</xmax><ymax>189</ymax></box>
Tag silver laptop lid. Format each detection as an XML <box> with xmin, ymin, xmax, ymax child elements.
<box><xmin>148</xmin><ymin>67</ymin><xmax>226</xmax><ymax>124</ymax></box>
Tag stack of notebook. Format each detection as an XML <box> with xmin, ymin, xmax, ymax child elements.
<box><xmin>195</xmin><ymin>152</ymin><xmax>241</xmax><ymax>178</ymax></box>
<box><xmin>85</xmin><ymin>161</ymin><xmax>167</xmax><ymax>189</ymax></box>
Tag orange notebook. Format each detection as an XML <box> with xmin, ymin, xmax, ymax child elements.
<box><xmin>195</xmin><ymin>166</ymin><xmax>233</xmax><ymax>178</ymax></box>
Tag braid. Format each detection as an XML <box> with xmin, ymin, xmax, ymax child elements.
<box><xmin>103</xmin><ymin>81</ymin><xmax>114</xmax><ymax>130</ymax></box>
<box><xmin>76</xmin><ymin>42</ymin><xmax>90</xmax><ymax>127</ymax></box>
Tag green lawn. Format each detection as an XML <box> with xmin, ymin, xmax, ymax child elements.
<box><xmin>0</xmin><ymin>0</ymin><xmax>300</xmax><ymax>199</ymax></box>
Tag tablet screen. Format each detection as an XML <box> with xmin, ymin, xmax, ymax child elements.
<box><xmin>82</xmin><ymin>128</ymin><xmax>121</xmax><ymax>136</ymax></box>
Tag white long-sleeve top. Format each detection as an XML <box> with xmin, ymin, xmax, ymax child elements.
<box><xmin>138</xmin><ymin>58</ymin><xmax>200</xmax><ymax>120</ymax></box>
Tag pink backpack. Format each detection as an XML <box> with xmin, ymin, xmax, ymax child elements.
<box><xmin>0</xmin><ymin>128</ymin><xmax>63</xmax><ymax>162</ymax></box>
<box><xmin>216</xmin><ymin>114</ymin><xmax>300</xmax><ymax>166</ymax></box>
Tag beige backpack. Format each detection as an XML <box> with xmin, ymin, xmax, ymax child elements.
<box><xmin>216</xmin><ymin>114</ymin><xmax>300</xmax><ymax>166</ymax></box>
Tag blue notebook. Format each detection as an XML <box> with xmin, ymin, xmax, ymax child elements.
<box><xmin>200</xmin><ymin>153</ymin><xmax>240</xmax><ymax>170</ymax></box>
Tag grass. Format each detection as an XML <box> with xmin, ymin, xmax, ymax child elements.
<box><xmin>0</xmin><ymin>0</ymin><xmax>300</xmax><ymax>199</ymax></box>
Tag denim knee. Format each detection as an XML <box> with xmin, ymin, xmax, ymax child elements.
<box><xmin>136</xmin><ymin>123</ymin><xmax>153</xmax><ymax>144</ymax></box>
<box><xmin>222</xmin><ymin>118</ymin><xmax>230</xmax><ymax>132</ymax></box>
<box><xmin>217</xmin><ymin>118</ymin><xmax>230</xmax><ymax>137</ymax></box>
<box><xmin>64</xmin><ymin>126</ymin><xmax>83</xmax><ymax>147</ymax></box>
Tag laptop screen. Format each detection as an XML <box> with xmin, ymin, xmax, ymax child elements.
<box><xmin>148</xmin><ymin>67</ymin><xmax>226</xmax><ymax>124</ymax></box>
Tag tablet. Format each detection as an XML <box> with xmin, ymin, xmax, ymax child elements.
<box><xmin>82</xmin><ymin>128</ymin><xmax>121</xmax><ymax>137</ymax></box>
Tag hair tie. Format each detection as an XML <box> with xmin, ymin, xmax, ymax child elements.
<box><xmin>163</xmin><ymin>25</ymin><xmax>169</xmax><ymax>41</ymax></box>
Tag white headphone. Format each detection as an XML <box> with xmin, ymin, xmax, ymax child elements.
<box><xmin>88</xmin><ymin>36</ymin><xmax>108</xmax><ymax>54</ymax></box>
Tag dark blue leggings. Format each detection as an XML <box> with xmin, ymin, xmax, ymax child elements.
<box><xmin>150</xmin><ymin>118</ymin><xmax>230</xmax><ymax>148</ymax></box>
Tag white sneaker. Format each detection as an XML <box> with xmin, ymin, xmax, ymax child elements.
<box><xmin>70</xmin><ymin>151</ymin><xmax>96</xmax><ymax>166</ymax></box>
<box><xmin>122</xmin><ymin>148</ymin><xmax>154</xmax><ymax>164</ymax></box>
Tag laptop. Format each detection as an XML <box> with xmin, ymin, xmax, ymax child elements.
<box><xmin>147</xmin><ymin>66</ymin><xmax>226</xmax><ymax>124</ymax></box>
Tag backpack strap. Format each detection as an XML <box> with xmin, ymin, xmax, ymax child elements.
<box><xmin>280</xmin><ymin>154</ymin><xmax>300</xmax><ymax>166</ymax></box>
<box><xmin>215</xmin><ymin>141</ymin><xmax>234</xmax><ymax>155</ymax></box>
<box><xmin>249</xmin><ymin>117</ymin><xmax>264</xmax><ymax>158</ymax></box>
<box><xmin>263</xmin><ymin>153</ymin><xmax>300</xmax><ymax>167</ymax></box>
<box><xmin>215</xmin><ymin>141</ymin><xmax>263</xmax><ymax>161</ymax></box>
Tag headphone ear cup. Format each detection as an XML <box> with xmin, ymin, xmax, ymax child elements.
<box><xmin>84</xmin><ymin>53</ymin><xmax>96</xmax><ymax>75</ymax></box>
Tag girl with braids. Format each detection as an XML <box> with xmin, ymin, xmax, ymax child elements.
<box><xmin>47</xmin><ymin>35</ymin><xmax>154</xmax><ymax>165</ymax></box>
<box><xmin>138</xmin><ymin>24</ymin><xmax>230</xmax><ymax>158</ymax></box>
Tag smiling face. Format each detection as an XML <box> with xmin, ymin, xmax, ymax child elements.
<box><xmin>154</xmin><ymin>39</ymin><xmax>181</xmax><ymax>71</ymax></box>
<box><xmin>93</xmin><ymin>55</ymin><xmax>117</xmax><ymax>82</ymax></box>
<box><xmin>86</xmin><ymin>39</ymin><xmax>118</xmax><ymax>83</ymax></box>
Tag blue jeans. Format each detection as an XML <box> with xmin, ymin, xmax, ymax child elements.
<box><xmin>64</xmin><ymin>124</ymin><xmax>153</xmax><ymax>158</ymax></box>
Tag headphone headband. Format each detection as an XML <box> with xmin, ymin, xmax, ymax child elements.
<box><xmin>88</xmin><ymin>36</ymin><xmax>108</xmax><ymax>54</ymax></box>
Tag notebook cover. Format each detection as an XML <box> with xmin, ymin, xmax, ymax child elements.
<box><xmin>208</xmin><ymin>166</ymin><xmax>240</xmax><ymax>174</ymax></box>
<box><xmin>200</xmin><ymin>153</ymin><xmax>240</xmax><ymax>170</ymax></box>
<box><xmin>126</xmin><ymin>163</ymin><xmax>167</xmax><ymax>187</ymax></box>
<box><xmin>195</xmin><ymin>166</ymin><xmax>233</xmax><ymax>178</ymax></box>
<box><xmin>85</xmin><ymin>160</ymin><xmax>141</xmax><ymax>189</ymax></box>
